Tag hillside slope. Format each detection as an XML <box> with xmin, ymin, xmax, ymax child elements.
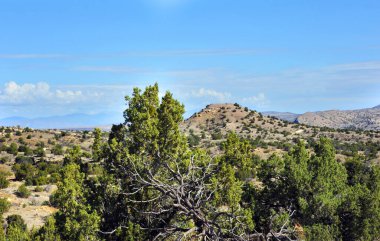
<box><xmin>181</xmin><ymin>103</ymin><xmax>380</xmax><ymax>144</ymax></box>
<box><xmin>296</xmin><ymin>106</ymin><xmax>380</xmax><ymax>131</ymax></box>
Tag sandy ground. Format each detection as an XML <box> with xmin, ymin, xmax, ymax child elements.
<box><xmin>0</xmin><ymin>181</ymin><xmax>58</xmax><ymax>230</ymax></box>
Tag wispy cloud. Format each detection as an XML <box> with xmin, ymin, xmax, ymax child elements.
<box><xmin>75</xmin><ymin>65</ymin><xmax>218</xmax><ymax>79</ymax></box>
<box><xmin>0</xmin><ymin>54</ymin><xmax>68</xmax><ymax>59</ymax></box>
<box><xmin>75</xmin><ymin>66</ymin><xmax>145</xmax><ymax>73</ymax></box>
<box><xmin>0</xmin><ymin>48</ymin><xmax>268</xmax><ymax>62</ymax></box>
<box><xmin>242</xmin><ymin>93</ymin><xmax>269</xmax><ymax>107</ymax></box>
<box><xmin>190</xmin><ymin>88</ymin><xmax>232</xmax><ymax>102</ymax></box>
<box><xmin>325</xmin><ymin>61</ymin><xmax>380</xmax><ymax>71</ymax></box>
<box><xmin>114</xmin><ymin>48</ymin><xmax>265</xmax><ymax>57</ymax></box>
<box><xmin>0</xmin><ymin>81</ymin><xmax>101</xmax><ymax>105</ymax></box>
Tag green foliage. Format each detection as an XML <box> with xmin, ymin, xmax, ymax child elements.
<box><xmin>7</xmin><ymin>142</ymin><xmax>18</xmax><ymax>155</ymax></box>
<box><xmin>7</xmin><ymin>215</ymin><xmax>27</xmax><ymax>231</ymax></box>
<box><xmin>50</xmin><ymin>163</ymin><xmax>100</xmax><ymax>241</ymax></box>
<box><xmin>0</xmin><ymin>224</ymin><xmax>5</xmax><ymax>241</ymax></box>
<box><xmin>0</xmin><ymin>198</ymin><xmax>10</xmax><ymax>215</ymax></box>
<box><xmin>0</xmin><ymin>156</ymin><xmax>9</xmax><ymax>164</ymax></box>
<box><xmin>32</xmin><ymin>216</ymin><xmax>61</xmax><ymax>241</ymax></box>
<box><xmin>222</xmin><ymin>132</ymin><xmax>256</xmax><ymax>180</ymax></box>
<box><xmin>124</xmin><ymin>83</ymin><xmax>160</xmax><ymax>155</ymax></box>
<box><xmin>16</xmin><ymin>184</ymin><xmax>31</xmax><ymax>198</ymax></box>
<box><xmin>6</xmin><ymin>224</ymin><xmax>30</xmax><ymax>241</ymax></box>
<box><xmin>96</xmin><ymin>84</ymin><xmax>255</xmax><ymax>239</ymax></box>
<box><xmin>33</xmin><ymin>146</ymin><xmax>45</xmax><ymax>157</ymax></box>
<box><xmin>13</xmin><ymin>160</ymin><xmax>60</xmax><ymax>186</ymax></box>
<box><xmin>32</xmin><ymin>84</ymin><xmax>380</xmax><ymax>240</ymax></box>
<box><xmin>15</xmin><ymin>156</ymin><xmax>34</xmax><ymax>165</ymax></box>
<box><xmin>5</xmin><ymin>215</ymin><xmax>30</xmax><ymax>241</ymax></box>
<box><xmin>63</xmin><ymin>146</ymin><xmax>83</xmax><ymax>165</ymax></box>
<box><xmin>0</xmin><ymin>171</ymin><xmax>10</xmax><ymax>189</ymax></box>
<box><xmin>187</xmin><ymin>130</ymin><xmax>201</xmax><ymax>147</ymax></box>
<box><xmin>51</xmin><ymin>144</ymin><xmax>64</xmax><ymax>155</ymax></box>
<box><xmin>92</xmin><ymin>128</ymin><xmax>103</xmax><ymax>162</ymax></box>
<box><xmin>211</xmin><ymin>129</ymin><xmax>223</xmax><ymax>140</ymax></box>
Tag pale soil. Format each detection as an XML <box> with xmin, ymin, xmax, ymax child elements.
<box><xmin>0</xmin><ymin>180</ymin><xmax>58</xmax><ymax>230</ymax></box>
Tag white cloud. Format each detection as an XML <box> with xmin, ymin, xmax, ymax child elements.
<box><xmin>0</xmin><ymin>81</ymin><xmax>99</xmax><ymax>105</ymax></box>
<box><xmin>242</xmin><ymin>93</ymin><xmax>269</xmax><ymax>107</ymax></box>
<box><xmin>191</xmin><ymin>88</ymin><xmax>232</xmax><ymax>102</ymax></box>
<box><xmin>327</xmin><ymin>61</ymin><xmax>380</xmax><ymax>71</ymax></box>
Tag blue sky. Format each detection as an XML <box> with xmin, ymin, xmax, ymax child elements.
<box><xmin>0</xmin><ymin>0</ymin><xmax>380</xmax><ymax>119</ymax></box>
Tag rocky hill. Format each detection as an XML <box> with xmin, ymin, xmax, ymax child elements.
<box><xmin>296</xmin><ymin>105</ymin><xmax>380</xmax><ymax>131</ymax></box>
<box><xmin>181</xmin><ymin>103</ymin><xmax>380</xmax><ymax>163</ymax></box>
<box><xmin>181</xmin><ymin>103</ymin><xmax>380</xmax><ymax>143</ymax></box>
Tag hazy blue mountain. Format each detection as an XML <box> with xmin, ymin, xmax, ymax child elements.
<box><xmin>264</xmin><ymin>104</ymin><xmax>380</xmax><ymax>130</ymax></box>
<box><xmin>262</xmin><ymin>111</ymin><xmax>300</xmax><ymax>122</ymax></box>
<box><xmin>0</xmin><ymin>112</ymin><xmax>123</xmax><ymax>130</ymax></box>
<box><xmin>295</xmin><ymin>105</ymin><xmax>380</xmax><ymax>131</ymax></box>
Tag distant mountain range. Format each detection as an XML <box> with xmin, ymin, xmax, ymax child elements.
<box><xmin>0</xmin><ymin>112</ymin><xmax>123</xmax><ymax>130</ymax></box>
<box><xmin>262</xmin><ymin>111</ymin><xmax>300</xmax><ymax>122</ymax></box>
<box><xmin>264</xmin><ymin>105</ymin><xmax>380</xmax><ymax>131</ymax></box>
<box><xmin>2</xmin><ymin>105</ymin><xmax>380</xmax><ymax>131</ymax></box>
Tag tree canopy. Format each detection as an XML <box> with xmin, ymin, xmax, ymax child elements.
<box><xmin>9</xmin><ymin>84</ymin><xmax>380</xmax><ymax>241</ymax></box>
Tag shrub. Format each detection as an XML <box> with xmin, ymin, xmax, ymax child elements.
<box><xmin>34</xmin><ymin>147</ymin><xmax>46</xmax><ymax>157</ymax></box>
<box><xmin>211</xmin><ymin>131</ymin><xmax>223</xmax><ymax>140</ymax></box>
<box><xmin>7</xmin><ymin>143</ymin><xmax>18</xmax><ymax>155</ymax></box>
<box><xmin>51</xmin><ymin>144</ymin><xmax>63</xmax><ymax>155</ymax></box>
<box><xmin>34</xmin><ymin>186</ymin><xmax>43</xmax><ymax>192</ymax></box>
<box><xmin>0</xmin><ymin>171</ymin><xmax>10</xmax><ymax>189</ymax></box>
<box><xmin>0</xmin><ymin>198</ymin><xmax>10</xmax><ymax>215</ymax></box>
<box><xmin>18</xmin><ymin>145</ymin><xmax>33</xmax><ymax>155</ymax></box>
<box><xmin>16</xmin><ymin>184</ymin><xmax>31</xmax><ymax>198</ymax></box>
<box><xmin>13</xmin><ymin>163</ymin><xmax>37</xmax><ymax>183</ymax></box>
<box><xmin>15</xmin><ymin>156</ymin><xmax>34</xmax><ymax>165</ymax></box>
<box><xmin>0</xmin><ymin>156</ymin><xmax>10</xmax><ymax>164</ymax></box>
<box><xmin>188</xmin><ymin>133</ymin><xmax>201</xmax><ymax>147</ymax></box>
<box><xmin>6</xmin><ymin>214</ymin><xmax>27</xmax><ymax>231</ymax></box>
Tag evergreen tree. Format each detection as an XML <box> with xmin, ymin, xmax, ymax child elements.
<box><xmin>50</xmin><ymin>162</ymin><xmax>100</xmax><ymax>241</ymax></box>
<box><xmin>92</xmin><ymin>128</ymin><xmax>103</xmax><ymax>162</ymax></box>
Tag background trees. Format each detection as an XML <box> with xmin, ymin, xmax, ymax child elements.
<box><xmin>11</xmin><ymin>83</ymin><xmax>380</xmax><ymax>240</ymax></box>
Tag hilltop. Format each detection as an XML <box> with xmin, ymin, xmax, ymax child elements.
<box><xmin>181</xmin><ymin>103</ymin><xmax>380</xmax><ymax>162</ymax></box>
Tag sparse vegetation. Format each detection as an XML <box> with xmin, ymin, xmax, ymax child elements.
<box><xmin>16</xmin><ymin>184</ymin><xmax>31</xmax><ymax>198</ymax></box>
<box><xmin>0</xmin><ymin>84</ymin><xmax>379</xmax><ymax>240</ymax></box>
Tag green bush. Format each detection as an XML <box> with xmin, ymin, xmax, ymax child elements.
<box><xmin>0</xmin><ymin>198</ymin><xmax>10</xmax><ymax>215</ymax></box>
<box><xmin>17</xmin><ymin>145</ymin><xmax>33</xmax><ymax>155</ymax></box>
<box><xmin>34</xmin><ymin>147</ymin><xmax>46</xmax><ymax>157</ymax></box>
<box><xmin>16</xmin><ymin>184</ymin><xmax>31</xmax><ymax>198</ymax></box>
<box><xmin>7</xmin><ymin>143</ymin><xmax>18</xmax><ymax>155</ymax></box>
<box><xmin>6</xmin><ymin>214</ymin><xmax>27</xmax><ymax>231</ymax></box>
<box><xmin>0</xmin><ymin>156</ymin><xmax>10</xmax><ymax>164</ymax></box>
<box><xmin>0</xmin><ymin>172</ymin><xmax>10</xmax><ymax>189</ymax></box>
<box><xmin>34</xmin><ymin>186</ymin><xmax>43</xmax><ymax>192</ymax></box>
<box><xmin>15</xmin><ymin>156</ymin><xmax>34</xmax><ymax>165</ymax></box>
<box><xmin>51</xmin><ymin>144</ymin><xmax>63</xmax><ymax>155</ymax></box>
<box><xmin>13</xmin><ymin>161</ymin><xmax>61</xmax><ymax>186</ymax></box>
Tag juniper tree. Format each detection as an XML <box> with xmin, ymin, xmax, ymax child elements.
<box><xmin>98</xmin><ymin>84</ymin><xmax>254</xmax><ymax>240</ymax></box>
